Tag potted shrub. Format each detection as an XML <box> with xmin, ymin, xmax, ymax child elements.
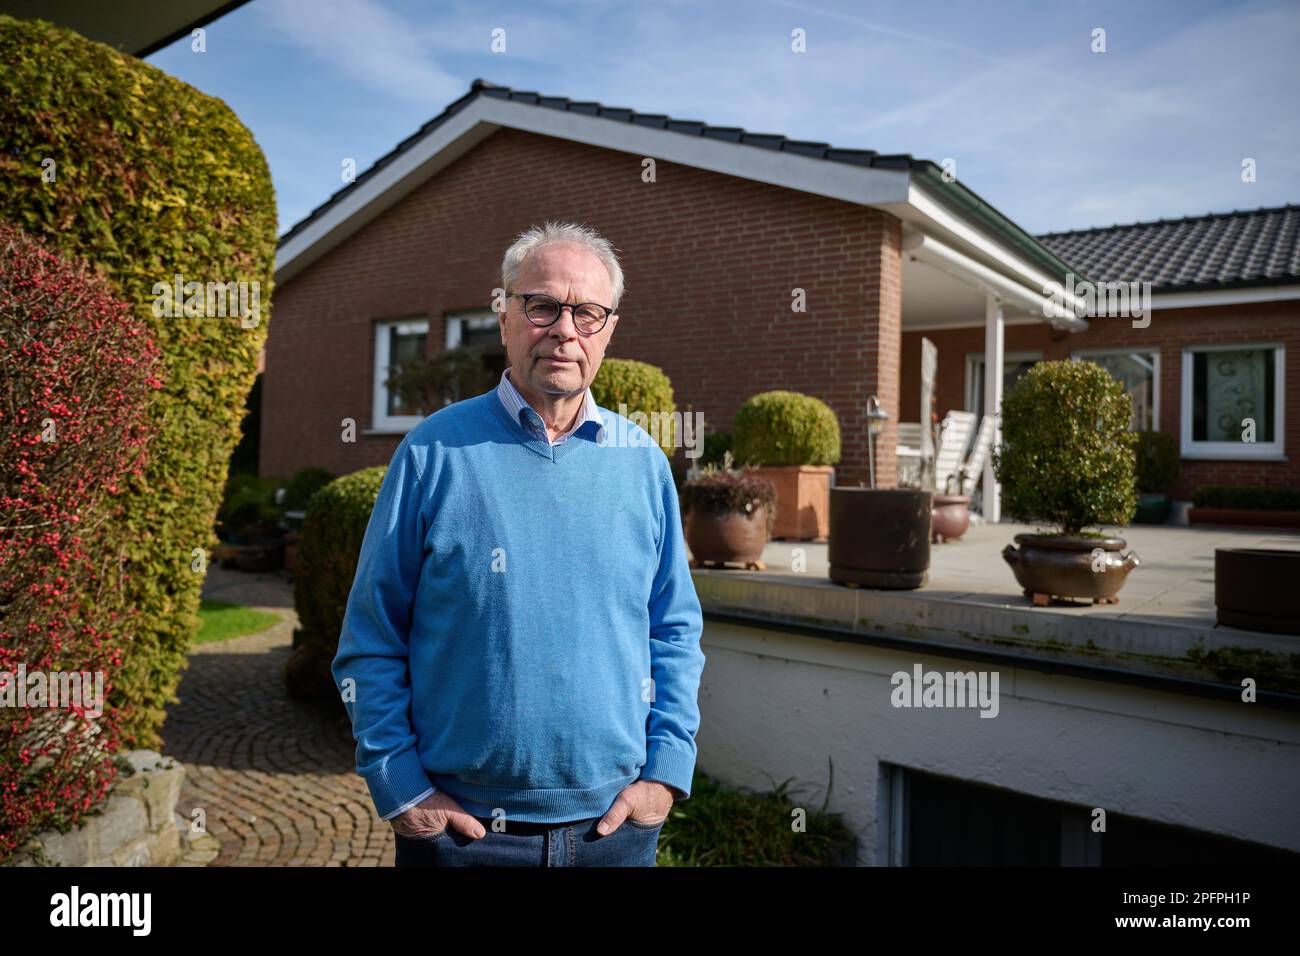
<box><xmin>731</xmin><ymin>391</ymin><xmax>841</xmax><ymax>541</ymax></box>
<box><xmin>680</xmin><ymin>452</ymin><xmax>776</xmax><ymax>569</ymax></box>
<box><xmin>1188</xmin><ymin>485</ymin><xmax>1300</xmax><ymax>530</ymax></box>
<box><xmin>1133</xmin><ymin>430</ymin><xmax>1180</xmax><ymax>524</ymax></box>
<box><xmin>590</xmin><ymin>357</ymin><xmax>678</xmax><ymax>462</ymax></box>
<box><xmin>280</xmin><ymin>466</ymin><xmax>337</xmax><ymax>573</ymax></box>
<box><xmin>931</xmin><ymin>468</ymin><xmax>972</xmax><ymax>543</ymax></box>
<box><xmin>993</xmin><ymin>360</ymin><xmax>1141</xmax><ymax>605</ymax></box>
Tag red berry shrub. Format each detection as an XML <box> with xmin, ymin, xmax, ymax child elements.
<box><xmin>0</xmin><ymin>222</ymin><xmax>164</xmax><ymax>861</ymax></box>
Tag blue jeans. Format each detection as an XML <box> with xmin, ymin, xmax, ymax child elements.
<box><xmin>392</xmin><ymin>813</ymin><xmax>664</xmax><ymax>867</ymax></box>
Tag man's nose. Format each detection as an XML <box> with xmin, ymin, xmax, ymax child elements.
<box><xmin>548</xmin><ymin>306</ymin><xmax>579</xmax><ymax>337</ymax></box>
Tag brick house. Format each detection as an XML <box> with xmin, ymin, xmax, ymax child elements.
<box><xmin>263</xmin><ymin>79</ymin><xmax>1299</xmax><ymax>511</ymax></box>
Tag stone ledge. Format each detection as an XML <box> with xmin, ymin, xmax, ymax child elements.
<box><xmin>4</xmin><ymin>749</ymin><xmax>191</xmax><ymax>867</ymax></box>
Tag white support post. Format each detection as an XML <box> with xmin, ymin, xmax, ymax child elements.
<box><xmin>982</xmin><ymin>294</ymin><xmax>1004</xmax><ymax>523</ymax></box>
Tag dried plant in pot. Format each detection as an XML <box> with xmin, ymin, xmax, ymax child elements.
<box><xmin>993</xmin><ymin>360</ymin><xmax>1141</xmax><ymax>605</ymax></box>
<box><xmin>680</xmin><ymin>452</ymin><xmax>777</xmax><ymax>570</ymax></box>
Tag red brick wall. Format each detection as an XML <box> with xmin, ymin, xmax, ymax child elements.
<box><xmin>262</xmin><ymin>128</ymin><xmax>903</xmax><ymax>487</ymax></box>
<box><xmin>901</xmin><ymin>299</ymin><xmax>1300</xmax><ymax>499</ymax></box>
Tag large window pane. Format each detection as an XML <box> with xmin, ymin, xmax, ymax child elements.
<box><xmin>385</xmin><ymin>325</ymin><xmax>427</xmax><ymax>416</ymax></box>
<box><xmin>1192</xmin><ymin>348</ymin><xmax>1275</xmax><ymax>442</ymax></box>
<box><xmin>1079</xmin><ymin>352</ymin><xmax>1156</xmax><ymax>431</ymax></box>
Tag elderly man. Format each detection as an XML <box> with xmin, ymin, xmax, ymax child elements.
<box><xmin>332</xmin><ymin>221</ymin><xmax>706</xmax><ymax>867</ymax></box>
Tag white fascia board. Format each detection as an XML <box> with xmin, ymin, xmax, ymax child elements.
<box><xmin>275</xmin><ymin>108</ymin><xmax>496</xmax><ymax>283</ymax></box>
<box><xmin>275</xmin><ymin>95</ymin><xmax>911</xmax><ymax>284</ymax></box>
<box><xmin>1150</xmin><ymin>284</ymin><xmax>1300</xmax><ymax>310</ymax></box>
<box><xmin>885</xmin><ymin>183</ymin><xmax>1087</xmax><ymax>316</ymax></box>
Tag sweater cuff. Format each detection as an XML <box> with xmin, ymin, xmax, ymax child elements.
<box><xmin>639</xmin><ymin>740</ymin><xmax>696</xmax><ymax>800</ymax></box>
<box><xmin>363</xmin><ymin>747</ymin><xmax>435</xmax><ymax>820</ymax></box>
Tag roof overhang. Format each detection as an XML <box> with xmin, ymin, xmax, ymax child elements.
<box><xmin>0</xmin><ymin>0</ymin><xmax>252</xmax><ymax>57</ymax></box>
<box><xmin>273</xmin><ymin>87</ymin><xmax>1085</xmax><ymax>325</ymax></box>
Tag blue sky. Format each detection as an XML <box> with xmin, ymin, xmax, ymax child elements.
<box><xmin>145</xmin><ymin>0</ymin><xmax>1300</xmax><ymax>239</ymax></box>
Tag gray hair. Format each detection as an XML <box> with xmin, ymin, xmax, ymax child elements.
<box><xmin>500</xmin><ymin>221</ymin><xmax>625</xmax><ymax>311</ymax></box>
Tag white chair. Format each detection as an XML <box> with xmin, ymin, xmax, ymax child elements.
<box><xmin>933</xmin><ymin>411</ymin><xmax>975</xmax><ymax>495</ymax></box>
<box><xmin>959</xmin><ymin>415</ymin><xmax>995</xmax><ymax>496</ymax></box>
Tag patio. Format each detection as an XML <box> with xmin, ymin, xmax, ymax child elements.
<box><xmin>689</xmin><ymin>522</ymin><xmax>1300</xmax><ymax>700</ymax></box>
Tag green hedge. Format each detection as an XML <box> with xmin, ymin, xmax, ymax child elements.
<box><xmin>993</xmin><ymin>360</ymin><xmax>1137</xmax><ymax>534</ymax></box>
<box><xmin>1192</xmin><ymin>486</ymin><xmax>1300</xmax><ymax>511</ymax></box>
<box><xmin>0</xmin><ymin>16</ymin><xmax>278</xmax><ymax>748</ymax></box>
<box><xmin>1134</xmin><ymin>430</ymin><xmax>1180</xmax><ymax>494</ymax></box>
<box><xmin>731</xmin><ymin>391</ymin><xmax>841</xmax><ymax>467</ymax></box>
<box><xmin>590</xmin><ymin>357</ymin><xmax>677</xmax><ymax>459</ymax></box>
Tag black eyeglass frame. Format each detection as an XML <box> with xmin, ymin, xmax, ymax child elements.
<box><xmin>507</xmin><ymin>291</ymin><xmax>614</xmax><ymax>335</ymax></box>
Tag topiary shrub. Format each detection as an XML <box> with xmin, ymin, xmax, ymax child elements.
<box><xmin>0</xmin><ymin>16</ymin><xmax>278</xmax><ymax>748</ymax></box>
<box><xmin>731</xmin><ymin>391</ymin><xmax>841</xmax><ymax>467</ymax></box>
<box><xmin>283</xmin><ymin>467</ymin><xmax>337</xmax><ymax>513</ymax></box>
<box><xmin>0</xmin><ymin>222</ymin><xmax>163</xmax><ymax>863</ymax></box>
<box><xmin>590</xmin><ymin>357</ymin><xmax>677</xmax><ymax>459</ymax></box>
<box><xmin>287</xmin><ymin>466</ymin><xmax>387</xmax><ymax>700</ymax></box>
<box><xmin>993</xmin><ymin>359</ymin><xmax>1138</xmax><ymax>535</ymax></box>
<box><xmin>699</xmin><ymin>430</ymin><xmax>733</xmax><ymax>469</ymax></box>
<box><xmin>1134</xmin><ymin>430</ymin><xmax>1180</xmax><ymax>494</ymax></box>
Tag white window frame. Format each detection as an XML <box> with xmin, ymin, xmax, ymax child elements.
<box><xmin>1180</xmin><ymin>342</ymin><xmax>1286</xmax><ymax>460</ymax></box>
<box><xmin>445</xmin><ymin>310</ymin><xmax>500</xmax><ymax>350</ymax></box>
<box><xmin>1070</xmin><ymin>347</ymin><xmax>1161</xmax><ymax>432</ymax></box>
<box><xmin>964</xmin><ymin>350</ymin><xmax>1044</xmax><ymax>414</ymax></box>
<box><xmin>371</xmin><ymin>316</ymin><xmax>429</xmax><ymax>433</ymax></box>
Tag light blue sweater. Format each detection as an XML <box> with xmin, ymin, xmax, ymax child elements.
<box><xmin>331</xmin><ymin>388</ymin><xmax>706</xmax><ymax>824</ymax></box>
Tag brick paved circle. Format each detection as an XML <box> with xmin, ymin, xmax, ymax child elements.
<box><xmin>162</xmin><ymin>593</ymin><xmax>393</xmax><ymax>867</ymax></box>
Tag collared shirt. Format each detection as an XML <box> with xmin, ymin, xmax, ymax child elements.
<box><xmin>495</xmin><ymin>366</ymin><xmax>606</xmax><ymax>445</ymax></box>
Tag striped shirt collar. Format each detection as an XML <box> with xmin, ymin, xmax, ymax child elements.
<box><xmin>496</xmin><ymin>366</ymin><xmax>606</xmax><ymax>445</ymax></box>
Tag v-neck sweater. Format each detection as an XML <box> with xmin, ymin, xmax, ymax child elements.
<box><xmin>332</xmin><ymin>388</ymin><xmax>705</xmax><ymax>823</ymax></box>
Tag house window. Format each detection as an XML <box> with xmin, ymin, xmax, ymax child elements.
<box><xmin>964</xmin><ymin>351</ymin><xmax>1042</xmax><ymax>420</ymax></box>
<box><xmin>446</xmin><ymin>311</ymin><xmax>507</xmax><ymax>381</ymax></box>
<box><xmin>881</xmin><ymin>765</ymin><xmax>1299</xmax><ymax>866</ymax></box>
<box><xmin>1071</xmin><ymin>349</ymin><xmax>1159</xmax><ymax>431</ymax></box>
<box><xmin>1181</xmin><ymin>344</ymin><xmax>1285</xmax><ymax>459</ymax></box>
<box><xmin>371</xmin><ymin>317</ymin><xmax>429</xmax><ymax>433</ymax></box>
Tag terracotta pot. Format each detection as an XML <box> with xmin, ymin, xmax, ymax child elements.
<box><xmin>1215</xmin><ymin>548</ymin><xmax>1300</xmax><ymax>634</ymax></box>
<box><xmin>828</xmin><ymin>487</ymin><xmax>931</xmax><ymax>589</ymax></box>
<box><xmin>1188</xmin><ymin>507</ymin><xmax>1300</xmax><ymax>530</ymax></box>
<box><xmin>234</xmin><ymin>539</ymin><xmax>283</xmax><ymax>573</ymax></box>
<box><xmin>749</xmin><ymin>465</ymin><xmax>833</xmax><ymax>541</ymax></box>
<box><xmin>1002</xmin><ymin>533</ymin><xmax>1139</xmax><ymax>603</ymax></box>
<box><xmin>931</xmin><ymin>495</ymin><xmax>971</xmax><ymax>543</ymax></box>
<box><xmin>684</xmin><ymin>506</ymin><xmax>769</xmax><ymax>567</ymax></box>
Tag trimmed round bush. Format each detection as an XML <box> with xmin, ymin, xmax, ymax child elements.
<box><xmin>0</xmin><ymin>16</ymin><xmax>278</xmax><ymax>748</ymax></box>
<box><xmin>288</xmin><ymin>467</ymin><xmax>387</xmax><ymax>699</ymax></box>
<box><xmin>731</xmin><ymin>391</ymin><xmax>841</xmax><ymax>467</ymax></box>
<box><xmin>993</xmin><ymin>359</ymin><xmax>1137</xmax><ymax>535</ymax></box>
<box><xmin>284</xmin><ymin>467</ymin><xmax>337</xmax><ymax>513</ymax></box>
<box><xmin>1134</xmin><ymin>430</ymin><xmax>1180</xmax><ymax>494</ymax></box>
<box><xmin>590</xmin><ymin>357</ymin><xmax>677</xmax><ymax>459</ymax></box>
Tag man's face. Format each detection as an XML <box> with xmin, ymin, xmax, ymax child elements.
<box><xmin>499</xmin><ymin>242</ymin><xmax>619</xmax><ymax>398</ymax></box>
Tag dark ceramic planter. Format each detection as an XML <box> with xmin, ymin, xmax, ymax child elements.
<box><xmin>1215</xmin><ymin>548</ymin><xmax>1300</xmax><ymax>634</ymax></box>
<box><xmin>931</xmin><ymin>494</ymin><xmax>971</xmax><ymax>543</ymax></box>
<box><xmin>828</xmin><ymin>487</ymin><xmax>931</xmax><ymax>589</ymax></box>
<box><xmin>685</xmin><ymin>506</ymin><xmax>769</xmax><ymax>568</ymax></box>
<box><xmin>1132</xmin><ymin>493</ymin><xmax>1172</xmax><ymax>525</ymax></box>
<box><xmin>233</xmin><ymin>539</ymin><xmax>284</xmax><ymax>573</ymax></box>
<box><xmin>1002</xmin><ymin>533</ymin><xmax>1139</xmax><ymax>603</ymax></box>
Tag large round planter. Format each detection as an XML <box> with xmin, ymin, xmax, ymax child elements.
<box><xmin>684</xmin><ymin>506</ymin><xmax>769</xmax><ymax>568</ymax></box>
<box><xmin>1133</xmin><ymin>493</ymin><xmax>1172</xmax><ymax>525</ymax></box>
<box><xmin>1002</xmin><ymin>533</ymin><xmax>1139</xmax><ymax>604</ymax></box>
<box><xmin>1215</xmin><ymin>548</ymin><xmax>1300</xmax><ymax>634</ymax></box>
<box><xmin>828</xmin><ymin>487</ymin><xmax>931</xmax><ymax>589</ymax></box>
<box><xmin>931</xmin><ymin>495</ymin><xmax>971</xmax><ymax>543</ymax></box>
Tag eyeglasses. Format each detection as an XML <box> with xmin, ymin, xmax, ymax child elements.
<box><xmin>508</xmin><ymin>291</ymin><xmax>613</xmax><ymax>335</ymax></box>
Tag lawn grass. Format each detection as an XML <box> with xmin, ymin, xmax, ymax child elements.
<box><xmin>655</xmin><ymin>763</ymin><xmax>858</xmax><ymax>866</ymax></box>
<box><xmin>194</xmin><ymin>599</ymin><xmax>283</xmax><ymax>645</ymax></box>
